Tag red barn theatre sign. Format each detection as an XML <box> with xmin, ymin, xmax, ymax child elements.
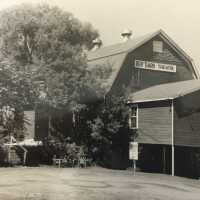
<box><xmin>135</xmin><ymin>60</ymin><xmax>176</xmax><ymax>73</ymax></box>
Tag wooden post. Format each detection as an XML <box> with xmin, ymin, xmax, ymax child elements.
<box><xmin>163</xmin><ymin>146</ymin><xmax>166</xmax><ymax>174</ymax></box>
<box><xmin>8</xmin><ymin>146</ymin><xmax>11</xmax><ymax>164</ymax></box>
<box><xmin>171</xmin><ymin>100</ymin><xmax>174</xmax><ymax>176</ymax></box>
<box><xmin>8</xmin><ymin>134</ymin><xmax>12</xmax><ymax>164</ymax></box>
<box><xmin>48</xmin><ymin>115</ymin><xmax>51</xmax><ymax>137</ymax></box>
<box><xmin>23</xmin><ymin>151</ymin><xmax>27</xmax><ymax>165</ymax></box>
<box><xmin>133</xmin><ymin>160</ymin><xmax>136</xmax><ymax>176</ymax></box>
<box><xmin>59</xmin><ymin>159</ymin><xmax>61</xmax><ymax>168</ymax></box>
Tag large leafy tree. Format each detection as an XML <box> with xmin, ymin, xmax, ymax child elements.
<box><xmin>0</xmin><ymin>3</ymin><xmax>99</xmax><ymax>109</ymax></box>
<box><xmin>87</xmin><ymin>95</ymin><xmax>130</xmax><ymax>168</ymax></box>
<box><xmin>0</xmin><ymin>3</ymin><xmax>99</xmax><ymax>142</ymax></box>
<box><xmin>0</xmin><ymin>4</ymin><xmax>98</xmax><ymax>64</ymax></box>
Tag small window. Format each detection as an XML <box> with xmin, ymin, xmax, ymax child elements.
<box><xmin>129</xmin><ymin>105</ymin><xmax>138</xmax><ymax>129</ymax></box>
<box><xmin>153</xmin><ymin>41</ymin><xmax>163</xmax><ymax>53</ymax></box>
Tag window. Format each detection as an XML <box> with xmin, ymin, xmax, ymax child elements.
<box><xmin>153</xmin><ymin>41</ymin><xmax>163</xmax><ymax>53</ymax></box>
<box><xmin>129</xmin><ymin>105</ymin><xmax>138</xmax><ymax>129</ymax></box>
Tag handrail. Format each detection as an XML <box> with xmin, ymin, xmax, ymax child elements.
<box><xmin>4</xmin><ymin>136</ymin><xmax>28</xmax><ymax>165</ymax></box>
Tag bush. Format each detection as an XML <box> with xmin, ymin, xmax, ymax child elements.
<box><xmin>87</xmin><ymin>95</ymin><xmax>130</xmax><ymax>168</ymax></box>
<box><xmin>0</xmin><ymin>145</ymin><xmax>7</xmax><ymax>166</ymax></box>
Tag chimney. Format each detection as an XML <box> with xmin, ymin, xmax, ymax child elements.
<box><xmin>92</xmin><ymin>38</ymin><xmax>102</xmax><ymax>51</ymax></box>
<box><xmin>121</xmin><ymin>29</ymin><xmax>132</xmax><ymax>42</ymax></box>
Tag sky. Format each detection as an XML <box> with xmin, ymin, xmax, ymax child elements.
<box><xmin>1</xmin><ymin>0</ymin><xmax>200</xmax><ymax>68</ymax></box>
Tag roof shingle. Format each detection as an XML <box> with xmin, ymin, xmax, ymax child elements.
<box><xmin>128</xmin><ymin>79</ymin><xmax>200</xmax><ymax>103</ymax></box>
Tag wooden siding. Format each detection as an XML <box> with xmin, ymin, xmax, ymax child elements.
<box><xmin>128</xmin><ymin>36</ymin><xmax>194</xmax><ymax>92</ymax></box>
<box><xmin>24</xmin><ymin>111</ymin><xmax>35</xmax><ymax>139</ymax></box>
<box><xmin>136</xmin><ymin>101</ymin><xmax>172</xmax><ymax>145</ymax></box>
<box><xmin>175</xmin><ymin>91</ymin><xmax>200</xmax><ymax>115</ymax></box>
<box><xmin>35</xmin><ymin>106</ymin><xmax>49</xmax><ymax>140</ymax></box>
<box><xmin>109</xmin><ymin>35</ymin><xmax>195</xmax><ymax>96</ymax></box>
<box><xmin>109</xmin><ymin>55</ymin><xmax>132</xmax><ymax>95</ymax></box>
<box><xmin>174</xmin><ymin>109</ymin><xmax>200</xmax><ymax>147</ymax></box>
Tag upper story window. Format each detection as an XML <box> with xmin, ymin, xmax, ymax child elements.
<box><xmin>129</xmin><ymin>105</ymin><xmax>138</xmax><ymax>129</ymax></box>
<box><xmin>153</xmin><ymin>41</ymin><xmax>163</xmax><ymax>53</ymax></box>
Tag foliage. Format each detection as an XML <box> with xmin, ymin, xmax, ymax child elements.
<box><xmin>0</xmin><ymin>58</ymin><xmax>36</xmax><ymax>108</ymax></box>
<box><xmin>0</xmin><ymin>3</ymin><xmax>99</xmax><ymax>110</ymax></box>
<box><xmin>0</xmin><ymin>4</ymin><xmax>98</xmax><ymax>64</ymax></box>
<box><xmin>0</xmin><ymin>145</ymin><xmax>7</xmax><ymax>165</ymax></box>
<box><xmin>0</xmin><ymin>4</ymin><xmax>130</xmax><ymax>168</ymax></box>
<box><xmin>0</xmin><ymin>3</ymin><xmax>100</xmax><ymax>141</ymax></box>
<box><xmin>41</xmin><ymin>134</ymin><xmax>88</xmax><ymax>165</ymax></box>
<box><xmin>87</xmin><ymin>94</ymin><xmax>130</xmax><ymax>167</ymax></box>
<box><xmin>86</xmin><ymin>62</ymin><xmax>113</xmax><ymax>97</ymax></box>
<box><xmin>0</xmin><ymin>58</ymin><xmax>36</xmax><ymax>141</ymax></box>
<box><xmin>0</xmin><ymin>106</ymin><xmax>23</xmax><ymax>141</ymax></box>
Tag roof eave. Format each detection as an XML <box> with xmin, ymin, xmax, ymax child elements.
<box><xmin>158</xmin><ymin>29</ymin><xmax>200</xmax><ymax>79</ymax></box>
<box><xmin>190</xmin><ymin>59</ymin><xmax>200</xmax><ymax>79</ymax></box>
<box><xmin>127</xmin><ymin>97</ymin><xmax>174</xmax><ymax>104</ymax></box>
<box><xmin>128</xmin><ymin>82</ymin><xmax>200</xmax><ymax>104</ymax></box>
<box><xmin>126</xmin><ymin>29</ymin><xmax>200</xmax><ymax>79</ymax></box>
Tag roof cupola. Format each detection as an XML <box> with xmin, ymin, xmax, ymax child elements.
<box><xmin>121</xmin><ymin>29</ymin><xmax>132</xmax><ymax>42</ymax></box>
<box><xmin>92</xmin><ymin>38</ymin><xmax>102</xmax><ymax>51</ymax></box>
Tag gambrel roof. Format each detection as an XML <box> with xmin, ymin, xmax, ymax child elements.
<box><xmin>87</xmin><ymin>29</ymin><xmax>200</xmax><ymax>94</ymax></box>
<box><xmin>87</xmin><ymin>32</ymin><xmax>154</xmax><ymax>61</ymax></box>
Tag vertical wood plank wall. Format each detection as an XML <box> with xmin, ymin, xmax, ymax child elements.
<box><xmin>174</xmin><ymin>110</ymin><xmax>200</xmax><ymax>147</ymax></box>
<box><xmin>24</xmin><ymin>110</ymin><xmax>35</xmax><ymax>139</ymax></box>
<box><xmin>136</xmin><ymin>101</ymin><xmax>172</xmax><ymax>145</ymax></box>
<box><xmin>111</xmin><ymin>35</ymin><xmax>195</xmax><ymax>96</ymax></box>
<box><xmin>131</xmin><ymin>36</ymin><xmax>194</xmax><ymax>91</ymax></box>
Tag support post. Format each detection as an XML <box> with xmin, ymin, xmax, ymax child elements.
<box><xmin>163</xmin><ymin>146</ymin><xmax>166</xmax><ymax>174</ymax></box>
<box><xmin>48</xmin><ymin>115</ymin><xmax>51</xmax><ymax>137</ymax></box>
<box><xmin>134</xmin><ymin>160</ymin><xmax>136</xmax><ymax>176</ymax></box>
<box><xmin>171</xmin><ymin>100</ymin><xmax>174</xmax><ymax>176</ymax></box>
<box><xmin>8</xmin><ymin>135</ymin><xmax>12</xmax><ymax>164</ymax></box>
<box><xmin>8</xmin><ymin>146</ymin><xmax>11</xmax><ymax>164</ymax></box>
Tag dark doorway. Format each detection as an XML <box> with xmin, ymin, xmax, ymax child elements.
<box><xmin>137</xmin><ymin>144</ymin><xmax>171</xmax><ymax>174</ymax></box>
<box><xmin>137</xmin><ymin>144</ymin><xmax>200</xmax><ymax>178</ymax></box>
<box><xmin>175</xmin><ymin>146</ymin><xmax>200</xmax><ymax>179</ymax></box>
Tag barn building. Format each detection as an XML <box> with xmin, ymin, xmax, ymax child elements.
<box><xmin>87</xmin><ymin>29</ymin><xmax>200</xmax><ymax>177</ymax></box>
<box><xmin>128</xmin><ymin>80</ymin><xmax>200</xmax><ymax>177</ymax></box>
<box><xmin>23</xmin><ymin>29</ymin><xmax>200</xmax><ymax>177</ymax></box>
<box><xmin>87</xmin><ymin>29</ymin><xmax>199</xmax><ymax>95</ymax></box>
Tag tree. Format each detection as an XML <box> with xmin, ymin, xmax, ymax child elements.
<box><xmin>86</xmin><ymin>94</ymin><xmax>130</xmax><ymax>168</ymax></box>
<box><xmin>0</xmin><ymin>57</ymin><xmax>36</xmax><ymax>108</ymax></box>
<box><xmin>0</xmin><ymin>4</ymin><xmax>98</xmax><ymax>64</ymax></box>
<box><xmin>0</xmin><ymin>58</ymin><xmax>36</xmax><ymax>142</ymax></box>
<box><xmin>0</xmin><ymin>3</ymin><xmax>99</xmax><ymax>110</ymax></box>
<box><xmin>0</xmin><ymin>3</ymin><xmax>130</xmax><ymax>167</ymax></box>
<box><xmin>0</xmin><ymin>4</ymin><xmax>100</xmax><ymax>142</ymax></box>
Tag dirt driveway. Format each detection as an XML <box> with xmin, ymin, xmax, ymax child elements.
<box><xmin>0</xmin><ymin>166</ymin><xmax>199</xmax><ymax>200</ymax></box>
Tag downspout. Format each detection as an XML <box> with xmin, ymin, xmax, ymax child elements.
<box><xmin>171</xmin><ymin>99</ymin><xmax>174</xmax><ymax>176</ymax></box>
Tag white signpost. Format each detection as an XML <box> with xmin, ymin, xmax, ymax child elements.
<box><xmin>129</xmin><ymin>142</ymin><xmax>138</xmax><ymax>175</ymax></box>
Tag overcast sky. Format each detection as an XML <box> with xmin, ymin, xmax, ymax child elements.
<box><xmin>1</xmin><ymin>0</ymin><xmax>200</xmax><ymax>68</ymax></box>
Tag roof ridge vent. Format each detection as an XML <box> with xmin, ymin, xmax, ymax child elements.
<box><xmin>92</xmin><ymin>38</ymin><xmax>102</xmax><ymax>51</ymax></box>
<box><xmin>121</xmin><ymin>29</ymin><xmax>132</xmax><ymax>42</ymax></box>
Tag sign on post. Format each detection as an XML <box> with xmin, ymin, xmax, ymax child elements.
<box><xmin>129</xmin><ymin>142</ymin><xmax>138</xmax><ymax>175</ymax></box>
<box><xmin>129</xmin><ymin>142</ymin><xmax>138</xmax><ymax>160</ymax></box>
